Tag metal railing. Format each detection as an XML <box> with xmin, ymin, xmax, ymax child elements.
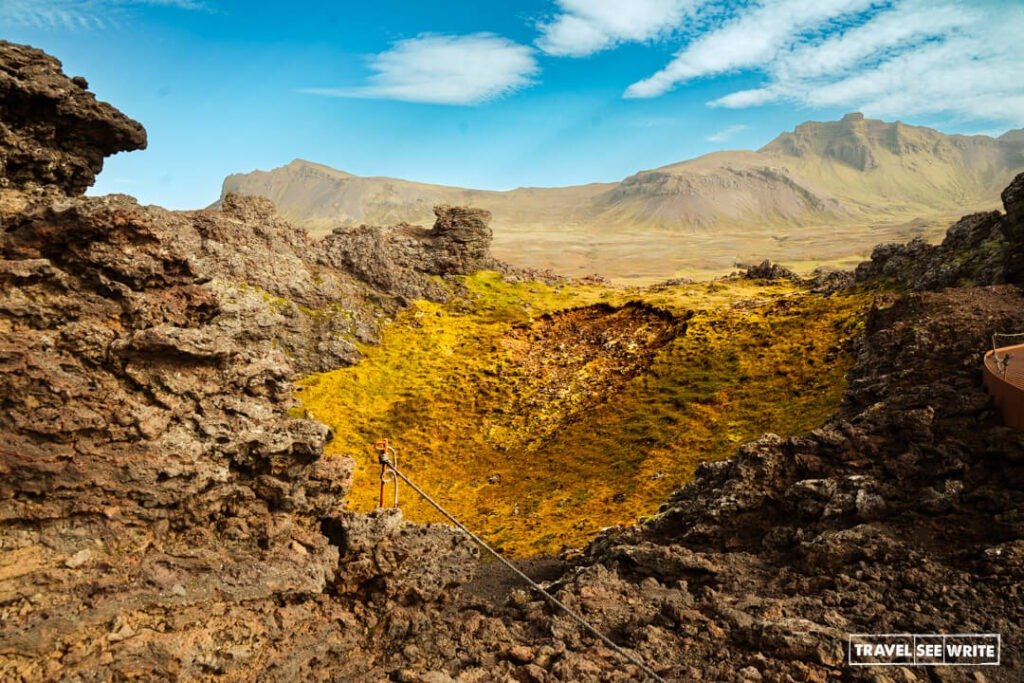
<box><xmin>983</xmin><ymin>344</ymin><xmax>1024</xmax><ymax>430</ymax></box>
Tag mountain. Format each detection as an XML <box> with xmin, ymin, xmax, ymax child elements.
<box><xmin>221</xmin><ymin>114</ymin><xmax>1024</xmax><ymax>281</ymax></box>
<box><xmin>220</xmin><ymin>159</ymin><xmax>611</xmax><ymax>232</ymax></box>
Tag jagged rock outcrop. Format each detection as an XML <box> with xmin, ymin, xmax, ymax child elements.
<box><xmin>808</xmin><ymin>266</ymin><xmax>855</xmax><ymax>294</ymax></box>
<box><xmin>742</xmin><ymin>259</ymin><xmax>799</xmax><ymax>281</ymax></box>
<box><xmin>0</xmin><ymin>41</ymin><xmax>146</xmax><ymax>195</ymax></box>
<box><xmin>0</xmin><ymin>42</ymin><xmax>487</xmax><ymax>681</ymax></box>
<box><xmin>319</xmin><ymin>204</ymin><xmax>495</xmax><ymax>303</ymax></box>
<box><xmin>855</xmin><ymin>171</ymin><xmax>1024</xmax><ymax>290</ymax></box>
<box><xmin>1001</xmin><ymin>173</ymin><xmax>1024</xmax><ymax>283</ymax></box>
<box><xmin>429</xmin><ymin>204</ymin><xmax>493</xmax><ymax>265</ymax></box>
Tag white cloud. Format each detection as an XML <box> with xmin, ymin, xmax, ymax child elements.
<box><xmin>710</xmin><ymin>88</ymin><xmax>779</xmax><ymax>108</ymax></box>
<box><xmin>0</xmin><ymin>0</ymin><xmax>205</xmax><ymax>30</ymax></box>
<box><xmin>623</xmin><ymin>0</ymin><xmax>1024</xmax><ymax>124</ymax></box>
<box><xmin>703</xmin><ymin>1</ymin><xmax>1024</xmax><ymax>123</ymax></box>
<box><xmin>129</xmin><ymin>0</ymin><xmax>205</xmax><ymax>7</ymax></box>
<box><xmin>536</xmin><ymin>0</ymin><xmax>702</xmax><ymax>57</ymax></box>
<box><xmin>625</xmin><ymin>0</ymin><xmax>877</xmax><ymax>98</ymax></box>
<box><xmin>769</xmin><ymin>2</ymin><xmax>971</xmax><ymax>82</ymax></box>
<box><xmin>705</xmin><ymin>0</ymin><xmax>972</xmax><ymax>108</ymax></box>
<box><xmin>706</xmin><ymin>123</ymin><xmax>747</xmax><ymax>142</ymax></box>
<box><xmin>304</xmin><ymin>34</ymin><xmax>538</xmax><ymax>106</ymax></box>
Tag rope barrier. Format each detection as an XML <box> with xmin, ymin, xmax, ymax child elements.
<box><xmin>375</xmin><ymin>449</ymin><xmax>667</xmax><ymax>683</ymax></box>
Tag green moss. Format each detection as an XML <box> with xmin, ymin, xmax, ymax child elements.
<box><xmin>298</xmin><ymin>271</ymin><xmax>871</xmax><ymax>556</ymax></box>
<box><xmin>237</xmin><ymin>281</ymin><xmax>358</xmax><ymax>323</ymax></box>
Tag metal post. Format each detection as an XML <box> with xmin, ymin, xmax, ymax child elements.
<box><xmin>374</xmin><ymin>439</ymin><xmax>399</xmax><ymax>509</ymax></box>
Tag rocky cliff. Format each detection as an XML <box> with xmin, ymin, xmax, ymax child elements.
<box><xmin>4</xmin><ymin>39</ymin><xmax>1024</xmax><ymax>682</ymax></box>
<box><xmin>0</xmin><ymin>41</ymin><xmax>490</xmax><ymax>681</ymax></box>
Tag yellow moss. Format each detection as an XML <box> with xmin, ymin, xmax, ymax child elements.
<box><xmin>298</xmin><ymin>271</ymin><xmax>871</xmax><ymax>556</ymax></box>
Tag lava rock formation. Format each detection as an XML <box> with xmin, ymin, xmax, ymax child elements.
<box><xmin>2</xmin><ymin>40</ymin><xmax>1024</xmax><ymax>682</ymax></box>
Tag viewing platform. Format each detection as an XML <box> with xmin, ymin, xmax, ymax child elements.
<box><xmin>984</xmin><ymin>344</ymin><xmax>1024</xmax><ymax>430</ymax></box>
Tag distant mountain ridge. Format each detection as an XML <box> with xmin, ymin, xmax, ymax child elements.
<box><xmin>220</xmin><ymin>114</ymin><xmax>1024</xmax><ymax>280</ymax></box>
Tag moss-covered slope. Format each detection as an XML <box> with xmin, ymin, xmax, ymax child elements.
<box><xmin>298</xmin><ymin>272</ymin><xmax>870</xmax><ymax>555</ymax></box>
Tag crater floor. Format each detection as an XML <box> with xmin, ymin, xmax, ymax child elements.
<box><xmin>298</xmin><ymin>272</ymin><xmax>871</xmax><ymax>555</ymax></box>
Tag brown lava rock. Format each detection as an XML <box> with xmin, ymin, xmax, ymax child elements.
<box><xmin>4</xmin><ymin>39</ymin><xmax>1024</xmax><ymax>683</ymax></box>
<box><xmin>0</xmin><ymin>41</ymin><xmax>147</xmax><ymax>195</ymax></box>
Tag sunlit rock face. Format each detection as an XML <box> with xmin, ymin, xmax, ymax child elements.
<box><xmin>855</xmin><ymin>171</ymin><xmax>1024</xmax><ymax>290</ymax></box>
<box><xmin>0</xmin><ymin>40</ymin><xmax>147</xmax><ymax>195</ymax></box>
<box><xmin>0</xmin><ymin>40</ymin><xmax>481</xmax><ymax>681</ymax></box>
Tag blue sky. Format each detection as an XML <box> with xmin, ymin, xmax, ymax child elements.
<box><xmin>3</xmin><ymin>0</ymin><xmax>1022</xmax><ymax>209</ymax></box>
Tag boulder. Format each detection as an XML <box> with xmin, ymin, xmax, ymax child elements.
<box><xmin>743</xmin><ymin>259</ymin><xmax>799</xmax><ymax>281</ymax></box>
